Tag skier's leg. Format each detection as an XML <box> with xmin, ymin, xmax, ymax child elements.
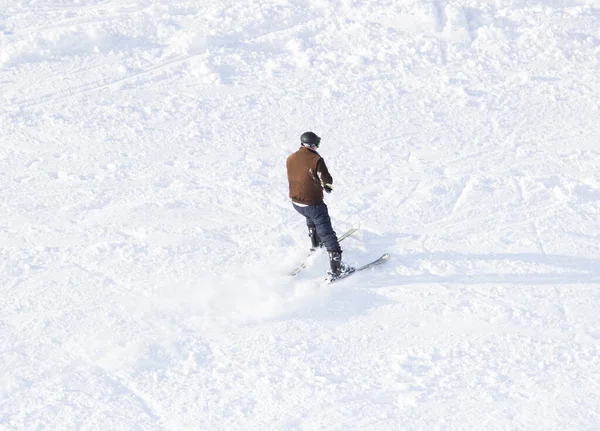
<box><xmin>309</xmin><ymin>204</ymin><xmax>340</xmax><ymax>253</ymax></box>
<box><xmin>306</xmin><ymin>219</ymin><xmax>323</xmax><ymax>250</ymax></box>
<box><xmin>308</xmin><ymin>226</ymin><xmax>322</xmax><ymax>250</ymax></box>
<box><xmin>293</xmin><ymin>204</ymin><xmax>322</xmax><ymax>250</ymax></box>
<box><xmin>307</xmin><ymin>204</ymin><xmax>354</xmax><ymax>277</ymax></box>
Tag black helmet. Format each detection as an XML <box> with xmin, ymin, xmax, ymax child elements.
<box><xmin>300</xmin><ymin>131</ymin><xmax>321</xmax><ymax>147</ymax></box>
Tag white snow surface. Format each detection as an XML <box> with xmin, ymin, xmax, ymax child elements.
<box><xmin>2</xmin><ymin>0</ymin><xmax>600</xmax><ymax>429</ymax></box>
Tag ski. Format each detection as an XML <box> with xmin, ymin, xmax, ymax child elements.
<box><xmin>327</xmin><ymin>253</ymin><xmax>390</xmax><ymax>284</ymax></box>
<box><xmin>289</xmin><ymin>224</ymin><xmax>360</xmax><ymax>276</ymax></box>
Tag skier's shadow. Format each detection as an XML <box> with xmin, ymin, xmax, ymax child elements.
<box><xmin>395</xmin><ymin>251</ymin><xmax>600</xmax><ymax>285</ymax></box>
<box><xmin>281</xmin><ymin>240</ymin><xmax>600</xmax><ymax>321</ymax></box>
<box><xmin>357</xmin><ymin>229</ymin><xmax>600</xmax><ymax>285</ymax></box>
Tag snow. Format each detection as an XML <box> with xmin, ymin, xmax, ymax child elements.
<box><xmin>1</xmin><ymin>0</ymin><xmax>600</xmax><ymax>429</ymax></box>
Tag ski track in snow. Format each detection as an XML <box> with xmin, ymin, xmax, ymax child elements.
<box><xmin>2</xmin><ymin>0</ymin><xmax>600</xmax><ymax>429</ymax></box>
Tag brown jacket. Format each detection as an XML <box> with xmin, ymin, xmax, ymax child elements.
<box><xmin>286</xmin><ymin>147</ymin><xmax>333</xmax><ymax>206</ymax></box>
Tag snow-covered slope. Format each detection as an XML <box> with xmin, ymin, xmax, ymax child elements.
<box><xmin>2</xmin><ymin>0</ymin><xmax>600</xmax><ymax>429</ymax></box>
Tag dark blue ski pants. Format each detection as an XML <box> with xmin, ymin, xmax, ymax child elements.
<box><xmin>293</xmin><ymin>203</ymin><xmax>341</xmax><ymax>253</ymax></box>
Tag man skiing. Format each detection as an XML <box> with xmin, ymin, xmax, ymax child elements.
<box><xmin>286</xmin><ymin>131</ymin><xmax>354</xmax><ymax>280</ymax></box>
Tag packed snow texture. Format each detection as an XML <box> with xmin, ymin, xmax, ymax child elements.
<box><xmin>1</xmin><ymin>0</ymin><xmax>600</xmax><ymax>429</ymax></box>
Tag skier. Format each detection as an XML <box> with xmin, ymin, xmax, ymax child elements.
<box><xmin>286</xmin><ymin>131</ymin><xmax>354</xmax><ymax>279</ymax></box>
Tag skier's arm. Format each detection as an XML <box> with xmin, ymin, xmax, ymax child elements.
<box><xmin>316</xmin><ymin>158</ymin><xmax>333</xmax><ymax>193</ymax></box>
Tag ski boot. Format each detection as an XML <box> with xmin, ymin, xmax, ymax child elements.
<box><xmin>327</xmin><ymin>251</ymin><xmax>355</xmax><ymax>281</ymax></box>
<box><xmin>308</xmin><ymin>227</ymin><xmax>324</xmax><ymax>252</ymax></box>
